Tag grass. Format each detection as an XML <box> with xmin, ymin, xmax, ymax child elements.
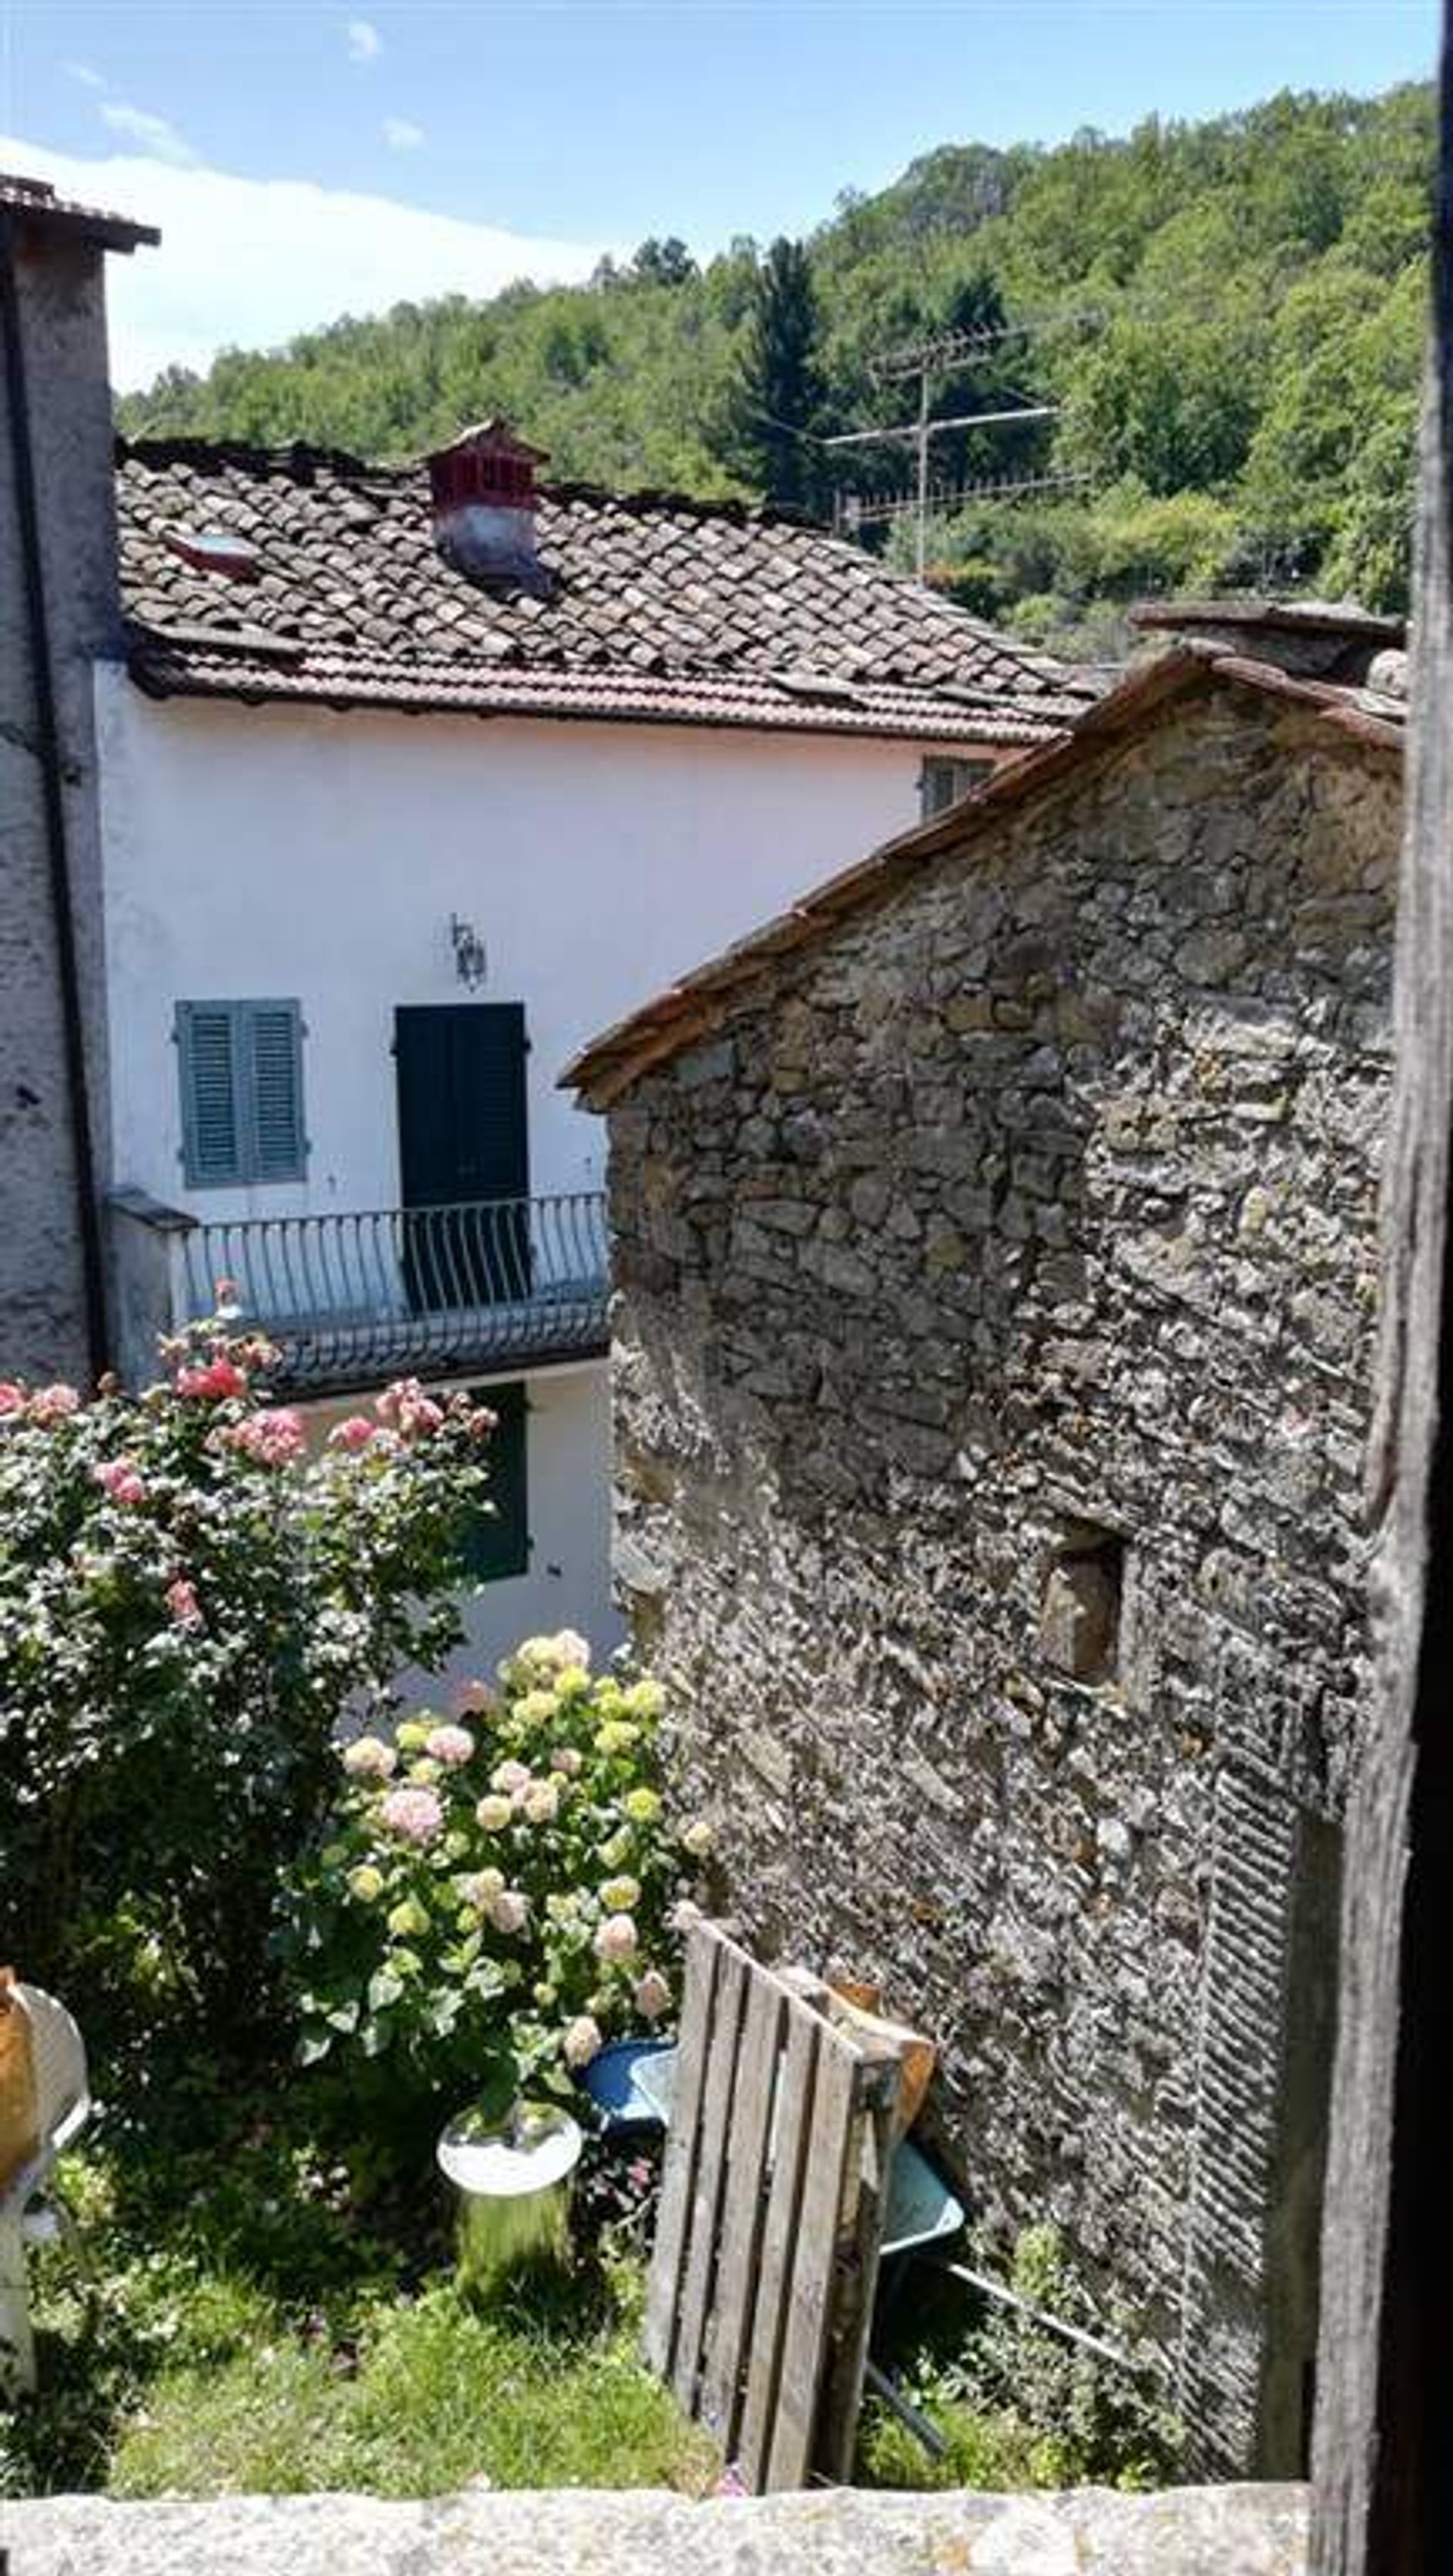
<box><xmin>0</xmin><ymin>2068</ymin><xmax>713</xmax><ymax>2503</ymax></box>
<box><xmin>3</xmin><ymin>2047</ymin><xmax>1175</xmax><ymax>2504</ymax></box>
<box><xmin>107</xmin><ymin>2276</ymin><xmax>711</xmax><ymax>2498</ymax></box>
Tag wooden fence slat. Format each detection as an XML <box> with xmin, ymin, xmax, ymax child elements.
<box><xmin>737</xmin><ymin>1996</ymin><xmax>820</xmax><ymax>2491</ymax></box>
<box><xmin>817</xmin><ymin>2054</ymin><xmax>902</xmax><ymax>2483</ymax></box>
<box><xmin>643</xmin><ymin>1922</ymin><xmax>720</xmax><ymax>2375</ymax></box>
<box><xmin>670</xmin><ymin>1939</ymin><xmax>748</xmax><ymax>2414</ymax></box>
<box><xmin>646</xmin><ymin>1922</ymin><xmax>908</xmax><ymax>2491</ymax></box>
<box><xmin>766</xmin><ymin>2030</ymin><xmax>864</xmax><ymax>2491</ymax></box>
<box><xmin>698</xmin><ymin>1967</ymin><xmax>786</xmax><ymax>2454</ymax></box>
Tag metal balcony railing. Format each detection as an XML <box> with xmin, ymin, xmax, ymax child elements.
<box><xmin>175</xmin><ymin>1192</ymin><xmax>610</xmax><ymax>1395</ymax></box>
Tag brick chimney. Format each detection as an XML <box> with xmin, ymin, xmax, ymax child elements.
<box><xmin>427</xmin><ymin>420</ymin><xmax>552</xmax><ymax>596</ymax></box>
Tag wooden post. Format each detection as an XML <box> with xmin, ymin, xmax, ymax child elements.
<box><xmin>1310</xmin><ymin>13</ymin><xmax>1453</xmax><ymax>2569</ymax></box>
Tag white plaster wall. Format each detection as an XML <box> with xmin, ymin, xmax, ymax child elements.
<box><xmin>95</xmin><ymin>673</ymin><xmax>977</xmax><ymax>1217</ymax></box>
<box><xmin>309</xmin><ymin>1357</ymin><xmax>620</xmax><ymax>1696</ymax></box>
<box><xmin>94</xmin><ymin>679</ymin><xmax>974</xmax><ymax>1660</ymax></box>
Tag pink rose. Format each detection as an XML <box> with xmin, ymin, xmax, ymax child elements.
<box><xmin>93</xmin><ymin>1457</ymin><xmax>147</xmax><ymax>1506</ymax></box>
<box><xmin>376</xmin><ymin>1377</ymin><xmax>422</xmax><ymax>1425</ymax></box>
<box><xmin>29</xmin><ymin>1384</ymin><xmax>79</xmax><ymax>1425</ymax></box>
<box><xmin>425</xmin><ymin>1723</ymin><xmax>475</xmax><ymax>1768</ymax></box>
<box><xmin>379</xmin><ymin>1785</ymin><xmax>444</xmax><ymax>1847</ymax></box>
<box><xmin>329</xmin><ymin>1415</ymin><xmax>375</xmax><ymax>1452</ymax></box>
<box><xmin>398</xmin><ymin>1393</ymin><xmax>443</xmax><ymax>1438</ymax></box>
<box><xmin>549</xmin><ymin>1746</ymin><xmax>583</xmax><ymax>1778</ymax></box>
<box><xmin>165</xmin><ymin>1576</ymin><xmax>201</xmax><ymax>1627</ymax></box>
<box><xmin>0</xmin><ymin>1382</ymin><xmax>25</xmax><ymax>1417</ymax></box>
<box><xmin>489</xmin><ymin>1888</ymin><xmax>530</xmax><ymax>1935</ymax></box>
<box><xmin>176</xmin><ymin>1356</ymin><xmax>247</xmax><ymax>1403</ymax></box>
<box><xmin>229</xmin><ymin>1408</ymin><xmax>305</xmax><ymax>1466</ymax></box>
<box><xmin>490</xmin><ymin>1759</ymin><xmax>530</xmax><ymax>1797</ymax></box>
<box><xmin>594</xmin><ymin>1913</ymin><xmax>638</xmax><ymax>1965</ymax></box>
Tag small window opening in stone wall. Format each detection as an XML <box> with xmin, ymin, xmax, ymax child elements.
<box><xmin>1038</xmin><ymin>1519</ymin><xmax>1127</xmax><ymax>1685</ymax></box>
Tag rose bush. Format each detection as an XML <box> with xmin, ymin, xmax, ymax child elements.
<box><xmin>0</xmin><ymin>1304</ymin><xmax>496</xmax><ymax>2031</ymax></box>
<box><xmin>279</xmin><ymin>1630</ymin><xmax>708</xmax><ymax>2130</ymax></box>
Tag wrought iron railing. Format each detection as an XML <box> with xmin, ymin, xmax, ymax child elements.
<box><xmin>176</xmin><ymin>1192</ymin><xmax>609</xmax><ymax>1394</ymax></box>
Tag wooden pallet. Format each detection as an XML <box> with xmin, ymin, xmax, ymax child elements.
<box><xmin>643</xmin><ymin>1920</ymin><xmax>904</xmax><ymax>2490</ymax></box>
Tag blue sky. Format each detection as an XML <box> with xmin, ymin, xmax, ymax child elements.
<box><xmin>0</xmin><ymin>1</ymin><xmax>1439</xmax><ymax>386</ymax></box>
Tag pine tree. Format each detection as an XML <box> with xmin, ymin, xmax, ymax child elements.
<box><xmin>726</xmin><ymin>238</ymin><xmax>828</xmax><ymax>513</ymax></box>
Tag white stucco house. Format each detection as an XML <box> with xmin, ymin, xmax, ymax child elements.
<box><xmin>3</xmin><ymin>170</ymin><xmax>1095</xmax><ymax>1671</ymax></box>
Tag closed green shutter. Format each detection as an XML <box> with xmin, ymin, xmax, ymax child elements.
<box><xmin>177</xmin><ymin>1002</ymin><xmax>242</xmax><ymax>1185</ymax></box>
<box><xmin>177</xmin><ymin>999</ymin><xmax>306</xmax><ymax>1187</ymax></box>
<box><xmin>461</xmin><ymin>1381</ymin><xmax>530</xmax><ymax>1583</ymax></box>
<box><xmin>247</xmin><ymin>1003</ymin><xmax>307</xmax><ymax>1181</ymax></box>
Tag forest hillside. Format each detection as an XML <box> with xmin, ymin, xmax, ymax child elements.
<box><xmin>120</xmin><ymin>84</ymin><xmax>1433</xmax><ymax>651</ymax></box>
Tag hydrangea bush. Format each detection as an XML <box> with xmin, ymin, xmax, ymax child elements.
<box><xmin>0</xmin><ymin>1300</ymin><xmax>496</xmax><ymax>2027</ymax></box>
<box><xmin>280</xmin><ymin>1630</ymin><xmax>708</xmax><ymax>2124</ymax></box>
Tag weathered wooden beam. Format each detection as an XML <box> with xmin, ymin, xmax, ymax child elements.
<box><xmin>1310</xmin><ymin>12</ymin><xmax>1453</xmax><ymax>2569</ymax></box>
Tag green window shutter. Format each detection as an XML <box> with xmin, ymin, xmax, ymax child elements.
<box><xmin>462</xmin><ymin>1381</ymin><xmax>530</xmax><ymax>1583</ymax></box>
<box><xmin>178</xmin><ymin>1002</ymin><xmax>243</xmax><ymax>1186</ymax></box>
<box><xmin>245</xmin><ymin>1002</ymin><xmax>307</xmax><ymax>1182</ymax></box>
<box><xmin>177</xmin><ymin>999</ymin><xmax>306</xmax><ymax>1187</ymax></box>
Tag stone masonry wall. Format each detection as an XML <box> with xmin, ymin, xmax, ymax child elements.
<box><xmin>605</xmin><ymin>686</ymin><xmax>1399</xmax><ymax>2476</ymax></box>
<box><xmin>0</xmin><ymin>227</ymin><xmax>121</xmax><ymax>1381</ymax></box>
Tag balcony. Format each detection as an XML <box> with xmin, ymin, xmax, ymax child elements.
<box><xmin>109</xmin><ymin>1189</ymin><xmax>610</xmax><ymax>1398</ymax></box>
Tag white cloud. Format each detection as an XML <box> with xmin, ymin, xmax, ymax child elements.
<box><xmin>63</xmin><ymin>61</ymin><xmax>106</xmax><ymax>91</ymax></box>
<box><xmin>382</xmin><ymin>116</ymin><xmax>425</xmax><ymax>152</ymax></box>
<box><xmin>0</xmin><ymin>134</ymin><xmax>608</xmax><ymax>391</ymax></box>
<box><xmin>98</xmin><ymin>103</ymin><xmax>199</xmax><ymax>168</ymax></box>
<box><xmin>347</xmin><ymin>19</ymin><xmax>382</xmax><ymax>64</ymax></box>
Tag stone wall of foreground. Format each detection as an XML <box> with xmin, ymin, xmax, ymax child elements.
<box><xmin>604</xmin><ymin>686</ymin><xmax>1401</xmax><ymax>2473</ymax></box>
<box><xmin>2</xmin><ymin>2481</ymin><xmax>1312</xmax><ymax>2574</ymax></box>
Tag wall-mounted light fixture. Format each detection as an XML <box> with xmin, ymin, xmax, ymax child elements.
<box><xmin>450</xmin><ymin>914</ymin><xmax>488</xmax><ymax>991</ymax></box>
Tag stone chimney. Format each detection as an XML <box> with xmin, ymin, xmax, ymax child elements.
<box><xmin>427</xmin><ymin>420</ymin><xmax>552</xmax><ymax>596</ymax></box>
<box><xmin>1131</xmin><ymin>595</ymin><xmax>1407</xmax><ymax>691</ymax></box>
<box><xmin>1</xmin><ymin>172</ymin><xmax>157</xmax><ymax>1381</ymax></box>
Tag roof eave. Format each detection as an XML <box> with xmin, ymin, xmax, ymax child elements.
<box><xmin>124</xmin><ymin>645</ymin><xmax>1070</xmax><ymax>751</ymax></box>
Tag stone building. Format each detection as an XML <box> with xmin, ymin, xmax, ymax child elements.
<box><xmin>565</xmin><ymin>609</ymin><xmax>1406</xmax><ymax>2478</ymax></box>
<box><xmin>0</xmin><ymin>174</ymin><xmax>156</xmax><ymax>1384</ymax></box>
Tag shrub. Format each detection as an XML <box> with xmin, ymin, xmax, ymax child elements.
<box><xmin>279</xmin><ymin>1633</ymin><xmax>706</xmax><ymax>2140</ymax></box>
<box><xmin>859</xmin><ymin>2223</ymin><xmax>1183</xmax><ymax>2492</ymax></box>
<box><xmin>0</xmin><ymin>1306</ymin><xmax>495</xmax><ymax>2034</ymax></box>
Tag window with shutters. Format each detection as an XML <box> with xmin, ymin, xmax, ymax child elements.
<box><xmin>459</xmin><ymin>1381</ymin><xmax>530</xmax><ymax>1583</ymax></box>
<box><xmin>176</xmin><ymin>1000</ymin><xmax>307</xmax><ymax>1188</ymax></box>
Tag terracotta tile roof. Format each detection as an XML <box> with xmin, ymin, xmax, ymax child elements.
<box><xmin>0</xmin><ymin>170</ymin><xmax>158</xmax><ymax>252</ymax></box>
<box><xmin>563</xmin><ymin>643</ymin><xmax>1405</xmax><ymax>1108</ymax></box>
<box><xmin>115</xmin><ymin>437</ymin><xmax>1097</xmax><ymax>744</ymax></box>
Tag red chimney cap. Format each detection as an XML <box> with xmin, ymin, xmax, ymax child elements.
<box><xmin>434</xmin><ymin>419</ymin><xmax>550</xmax><ymax>466</ymax></box>
<box><xmin>427</xmin><ymin>420</ymin><xmax>549</xmax><ymax>516</ymax></box>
